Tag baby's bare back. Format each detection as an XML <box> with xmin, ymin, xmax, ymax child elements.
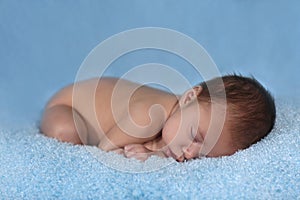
<box><xmin>45</xmin><ymin>77</ymin><xmax>176</xmax><ymax>147</ymax></box>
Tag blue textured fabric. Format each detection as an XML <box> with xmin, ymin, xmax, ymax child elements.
<box><xmin>0</xmin><ymin>100</ymin><xmax>299</xmax><ymax>199</ymax></box>
<box><xmin>1</xmin><ymin>0</ymin><xmax>300</xmax><ymax>199</ymax></box>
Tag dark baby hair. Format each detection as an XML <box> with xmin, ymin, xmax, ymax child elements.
<box><xmin>197</xmin><ymin>74</ymin><xmax>276</xmax><ymax>150</ymax></box>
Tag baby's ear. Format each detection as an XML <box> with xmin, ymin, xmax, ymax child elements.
<box><xmin>193</xmin><ymin>85</ymin><xmax>203</xmax><ymax>96</ymax></box>
<box><xmin>179</xmin><ymin>86</ymin><xmax>203</xmax><ymax>106</ymax></box>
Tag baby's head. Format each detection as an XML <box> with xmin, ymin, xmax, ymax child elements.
<box><xmin>162</xmin><ymin>74</ymin><xmax>276</xmax><ymax>161</ymax></box>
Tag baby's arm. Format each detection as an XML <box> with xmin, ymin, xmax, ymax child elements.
<box><xmin>98</xmin><ymin>123</ymin><xmax>167</xmax><ymax>161</ymax></box>
<box><xmin>98</xmin><ymin>106</ymin><xmax>163</xmax><ymax>151</ymax></box>
<box><xmin>97</xmin><ymin>116</ymin><xmax>158</xmax><ymax>151</ymax></box>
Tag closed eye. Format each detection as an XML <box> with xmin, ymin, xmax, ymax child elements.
<box><xmin>197</xmin><ymin>129</ymin><xmax>204</xmax><ymax>143</ymax></box>
<box><xmin>191</xmin><ymin>127</ymin><xmax>204</xmax><ymax>143</ymax></box>
<box><xmin>190</xmin><ymin>126</ymin><xmax>196</xmax><ymax>140</ymax></box>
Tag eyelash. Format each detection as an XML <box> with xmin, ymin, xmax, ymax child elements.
<box><xmin>191</xmin><ymin>127</ymin><xmax>197</xmax><ymax>142</ymax></box>
<box><xmin>191</xmin><ymin>127</ymin><xmax>202</xmax><ymax>143</ymax></box>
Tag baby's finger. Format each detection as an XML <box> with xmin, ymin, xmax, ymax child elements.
<box><xmin>125</xmin><ymin>152</ymin><xmax>147</xmax><ymax>161</ymax></box>
<box><xmin>132</xmin><ymin>154</ymin><xmax>149</xmax><ymax>161</ymax></box>
<box><xmin>124</xmin><ymin>144</ymin><xmax>136</xmax><ymax>151</ymax></box>
<box><xmin>125</xmin><ymin>151</ymin><xmax>141</xmax><ymax>159</ymax></box>
<box><xmin>112</xmin><ymin>148</ymin><xmax>124</xmax><ymax>155</ymax></box>
<box><xmin>124</xmin><ymin>152</ymin><xmax>134</xmax><ymax>158</ymax></box>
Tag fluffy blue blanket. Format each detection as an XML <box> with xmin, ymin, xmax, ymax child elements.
<box><xmin>0</xmin><ymin>100</ymin><xmax>299</xmax><ymax>199</ymax></box>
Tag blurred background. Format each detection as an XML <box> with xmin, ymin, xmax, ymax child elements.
<box><xmin>0</xmin><ymin>0</ymin><xmax>299</xmax><ymax>128</ymax></box>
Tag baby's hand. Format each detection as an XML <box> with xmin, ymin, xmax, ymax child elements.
<box><xmin>111</xmin><ymin>148</ymin><xmax>125</xmax><ymax>156</ymax></box>
<box><xmin>124</xmin><ymin>144</ymin><xmax>154</xmax><ymax>161</ymax></box>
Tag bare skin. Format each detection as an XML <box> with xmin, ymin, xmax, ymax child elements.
<box><xmin>40</xmin><ymin>77</ymin><xmax>236</xmax><ymax>162</ymax></box>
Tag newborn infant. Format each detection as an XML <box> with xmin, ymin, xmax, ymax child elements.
<box><xmin>40</xmin><ymin>74</ymin><xmax>276</xmax><ymax>162</ymax></box>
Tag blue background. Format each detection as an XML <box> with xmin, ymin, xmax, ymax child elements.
<box><xmin>1</xmin><ymin>0</ymin><xmax>299</xmax><ymax>128</ymax></box>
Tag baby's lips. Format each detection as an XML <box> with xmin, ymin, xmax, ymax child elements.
<box><xmin>183</xmin><ymin>148</ymin><xmax>194</xmax><ymax>160</ymax></box>
<box><xmin>176</xmin><ymin>155</ymin><xmax>185</xmax><ymax>162</ymax></box>
<box><xmin>173</xmin><ymin>150</ymin><xmax>186</xmax><ymax>162</ymax></box>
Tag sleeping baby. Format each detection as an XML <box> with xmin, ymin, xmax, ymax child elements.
<box><xmin>40</xmin><ymin>74</ymin><xmax>276</xmax><ymax>162</ymax></box>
